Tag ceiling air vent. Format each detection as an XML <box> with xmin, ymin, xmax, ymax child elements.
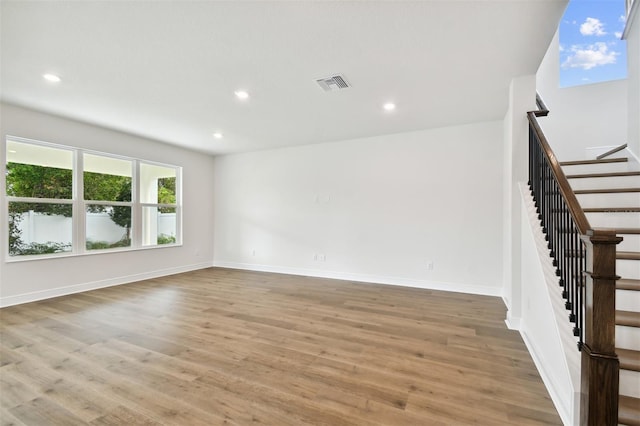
<box><xmin>316</xmin><ymin>74</ymin><xmax>350</xmax><ymax>92</ymax></box>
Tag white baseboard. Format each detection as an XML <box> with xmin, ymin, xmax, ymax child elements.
<box><xmin>0</xmin><ymin>261</ymin><xmax>214</xmax><ymax>308</ymax></box>
<box><xmin>212</xmin><ymin>260</ymin><xmax>503</xmax><ymax>297</ymax></box>
<box><xmin>626</xmin><ymin>146</ymin><xmax>640</xmax><ymax>164</ymax></box>
<box><xmin>504</xmin><ymin>311</ymin><xmax>522</xmax><ymax>330</ymax></box>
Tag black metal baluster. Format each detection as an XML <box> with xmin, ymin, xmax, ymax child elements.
<box><xmin>570</xmin><ymin>223</ymin><xmax>578</xmax><ymax>325</ymax></box>
<box><xmin>577</xmin><ymin>238</ymin><xmax>585</xmax><ymax>349</ymax></box>
<box><xmin>528</xmin><ymin>117</ymin><xmax>592</xmax><ymax>352</ymax></box>
<box><xmin>564</xmin><ymin>209</ymin><xmax>572</xmax><ymax>310</ymax></box>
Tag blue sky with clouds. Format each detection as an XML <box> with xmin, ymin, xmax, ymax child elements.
<box><xmin>559</xmin><ymin>0</ymin><xmax>628</xmax><ymax>87</ymax></box>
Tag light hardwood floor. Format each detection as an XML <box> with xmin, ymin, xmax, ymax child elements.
<box><xmin>1</xmin><ymin>268</ymin><xmax>561</xmax><ymax>425</ymax></box>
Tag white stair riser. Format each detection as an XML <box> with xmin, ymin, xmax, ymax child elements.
<box><xmin>568</xmin><ymin>176</ymin><xmax>640</xmax><ymax>190</ymax></box>
<box><xmin>617</xmin><ymin>259</ymin><xmax>640</xmax><ymax>280</ymax></box>
<box><xmin>620</xmin><ymin>368</ymin><xmax>640</xmax><ymax>399</ymax></box>
<box><xmin>587</xmin><ymin>212</ymin><xmax>640</xmax><ymax>229</ymax></box>
<box><xmin>576</xmin><ymin>193</ymin><xmax>640</xmax><ymax>209</ymax></box>
<box><xmin>563</xmin><ymin>162</ymin><xmax>640</xmax><ymax>174</ymax></box>
<box><xmin>617</xmin><ymin>289</ymin><xmax>640</xmax><ymax>312</ymax></box>
<box><xmin>616</xmin><ymin>325</ymin><xmax>640</xmax><ymax>351</ymax></box>
<box><xmin>616</xmin><ymin>234</ymin><xmax>640</xmax><ymax>252</ymax></box>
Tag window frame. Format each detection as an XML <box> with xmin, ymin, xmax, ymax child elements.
<box><xmin>4</xmin><ymin>135</ymin><xmax>182</xmax><ymax>261</ymax></box>
<box><xmin>139</xmin><ymin>160</ymin><xmax>182</xmax><ymax>248</ymax></box>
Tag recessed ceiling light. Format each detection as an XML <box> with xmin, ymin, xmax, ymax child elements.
<box><xmin>213</xmin><ymin>132</ymin><xmax>223</xmax><ymax>139</ymax></box>
<box><xmin>234</xmin><ymin>90</ymin><xmax>249</xmax><ymax>100</ymax></box>
<box><xmin>43</xmin><ymin>73</ymin><xmax>61</xmax><ymax>83</ymax></box>
<box><xmin>8</xmin><ymin>150</ymin><xmax>17</xmax><ymax>154</ymax></box>
<box><xmin>383</xmin><ymin>102</ymin><xmax>396</xmax><ymax>111</ymax></box>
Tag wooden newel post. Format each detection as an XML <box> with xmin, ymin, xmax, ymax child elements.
<box><xmin>580</xmin><ymin>229</ymin><xmax>622</xmax><ymax>425</ymax></box>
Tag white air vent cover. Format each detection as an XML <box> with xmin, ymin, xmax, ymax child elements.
<box><xmin>316</xmin><ymin>74</ymin><xmax>350</xmax><ymax>92</ymax></box>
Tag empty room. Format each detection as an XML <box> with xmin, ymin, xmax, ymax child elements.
<box><xmin>2</xmin><ymin>1</ymin><xmax>639</xmax><ymax>425</ymax></box>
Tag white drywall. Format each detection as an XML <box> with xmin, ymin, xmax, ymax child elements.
<box><xmin>0</xmin><ymin>103</ymin><xmax>216</xmax><ymax>306</ymax></box>
<box><xmin>502</xmin><ymin>74</ymin><xmax>537</xmax><ymax>329</ymax></box>
<box><xmin>519</xmin><ymin>183</ymin><xmax>580</xmax><ymax>426</ymax></box>
<box><xmin>626</xmin><ymin>4</ymin><xmax>640</xmax><ymax>159</ymax></box>
<box><xmin>213</xmin><ymin>121</ymin><xmax>504</xmax><ymax>295</ymax></box>
<box><xmin>536</xmin><ymin>31</ymin><xmax>628</xmax><ymax>161</ymax></box>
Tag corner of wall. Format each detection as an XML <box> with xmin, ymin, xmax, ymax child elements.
<box><xmin>502</xmin><ymin>74</ymin><xmax>537</xmax><ymax>327</ymax></box>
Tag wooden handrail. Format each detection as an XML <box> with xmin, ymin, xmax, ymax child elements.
<box><xmin>527</xmin><ymin>111</ymin><xmax>591</xmax><ymax>234</ymax></box>
<box><xmin>535</xmin><ymin>93</ymin><xmax>549</xmax><ymax>117</ymax></box>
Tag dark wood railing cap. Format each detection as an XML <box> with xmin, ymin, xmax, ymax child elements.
<box><xmin>587</xmin><ymin>229</ymin><xmax>624</xmax><ymax>244</ymax></box>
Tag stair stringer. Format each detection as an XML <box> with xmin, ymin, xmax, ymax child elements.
<box><xmin>518</xmin><ymin>182</ymin><xmax>581</xmax><ymax>426</ymax></box>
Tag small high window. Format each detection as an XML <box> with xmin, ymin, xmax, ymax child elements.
<box><xmin>559</xmin><ymin>0</ymin><xmax>627</xmax><ymax>87</ymax></box>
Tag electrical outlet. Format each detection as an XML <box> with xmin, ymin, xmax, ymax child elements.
<box><xmin>426</xmin><ymin>261</ymin><xmax>434</xmax><ymax>271</ymax></box>
<box><xmin>252</xmin><ymin>249</ymin><xmax>256</xmax><ymax>256</ymax></box>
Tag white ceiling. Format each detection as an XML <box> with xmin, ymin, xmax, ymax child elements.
<box><xmin>1</xmin><ymin>1</ymin><xmax>567</xmax><ymax>155</ymax></box>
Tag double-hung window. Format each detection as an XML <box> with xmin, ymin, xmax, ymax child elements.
<box><xmin>140</xmin><ymin>162</ymin><xmax>179</xmax><ymax>246</ymax></box>
<box><xmin>84</xmin><ymin>153</ymin><xmax>134</xmax><ymax>250</ymax></box>
<box><xmin>6</xmin><ymin>139</ymin><xmax>74</xmax><ymax>256</ymax></box>
<box><xmin>5</xmin><ymin>136</ymin><xmax>181</xmax><ymax>259</ymax></box>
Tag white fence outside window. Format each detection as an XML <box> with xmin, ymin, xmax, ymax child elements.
<box><xmin>15</xmin><ymin>211</ymin><xmax>176</xmax><ymax>245</ymax></box>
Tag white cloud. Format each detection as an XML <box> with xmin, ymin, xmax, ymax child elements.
<box><xmin>619</xmin><ymin>15</ymin><xmax>626</xmax><ymax>23</ymax></box>
<box><xmin>580</xmin><ymin>17</ymin><xmax>607</xmax><ymax>36</ymax></box>
<box><xmin>559</xmin><ymin>44</ymin><xmax>565</xmax><ymax>52</ymax></box>
<box><xmin>562</xmin><ymin>43</ymin><xmax>619</xmax><ymax>70</ymax></box>
<box><xmin>615</xmin><ymin>31</ymin><xmax>622</xmax><ymax>39</ymax></box>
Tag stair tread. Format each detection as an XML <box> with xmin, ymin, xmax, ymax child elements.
<box><xmin>584</xmin><ymin>207</ymin><xmax>640</xmax><ymax>212</ymax></box>
<box><xmin>560</xmin><ymin>158</ymin><xmax>629</xmax><ymax>166</ymax></box>
<box><xmin>618</xmin><ymin>348</ymin><xmax>640</xmax><ymax>372</ymax></box>
<box><xmin>564</xmin><ymin>251</ymin><xmax>639</xmax><ymax>260</ymax></box>
<box><xmin>557</xmin><ymin>227</ymin><xmax>640</xmax><ymax>234</ymax></box>
<box><xmin>618</xmin><ymin>252</ymin><xmax>640</xmax><ymax>261</ymax></box>
<box><xmin>575</xmin><ymin>188</ymin><xmax>640</xmax><ymax>194</ymax></box>
<box><xmin>617</xmin><ymin>310</ymin><xmax>640</xmax><ymax>328</ymax></box>
<box><xmin>566</xmin><ymin>171</ymin><xmax>640</xmax><ymax>179</ymax></box>
<box><xmin>620</xmin><ymin>395</ymin><xmax>640</xmax><ymax>426</ymax></box>
<box><xmin>618</xmin><ymin>279</ymin><xmax>640</xmax><ymax>291</ymax></box>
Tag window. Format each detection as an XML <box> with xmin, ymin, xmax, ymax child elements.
<box><xmin>559</xmin><ymin>0</ymin><xmax>627</xmax><ymax>87</ymax></box>
<box><xmin>6</xmin><ymin>140</ymin><xmax>74</xmax><ymax>256</ymax></box>
<box><xmin>5</xmin><ymin>136</ymin><xmax>181</xmax><ymax>258</ymax></box>
<box><xmin>140</xmin><ymin>163</ymin><xmax>178</xmax><ymax>246</ymax></box>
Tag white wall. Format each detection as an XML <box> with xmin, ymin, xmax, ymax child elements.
<box><xmin>0</xmin><ymin>103</ymin><xmax>215</xmax><ymax>306</ymax></box>
<box><xmin>519</xmin><ymin>183</ymin><xmax>580</xmax><ymax>426</ymax></box>
<box><xmin>536</xmin><ymin>31</ymin><xmax>628</xmax><ymax>161</ymax></box>
<box><xmin>502</xmin><ymin>75</ymin><xmax>536</xmax><ymax>329</ymax></box>
<box><xmin>213</xmin><ymin>121</ymin><xmax>504</xmax><ymax>295</ymax></box>
<box><xmin>626</xmin><ymin>4</ymin><xmax>640</xmax><ymax>158</ymax></box>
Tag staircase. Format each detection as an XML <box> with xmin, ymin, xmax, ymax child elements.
<box><xmin>560</xmin><ymin>151</ymin><xmax>640</xmax><ymax>426</ymax></box>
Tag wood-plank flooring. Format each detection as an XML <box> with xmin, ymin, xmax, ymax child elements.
<box><xmin>0</xmin><ymin>268</ymin><xmax>561</xmax><ymax>425</ymax></box>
